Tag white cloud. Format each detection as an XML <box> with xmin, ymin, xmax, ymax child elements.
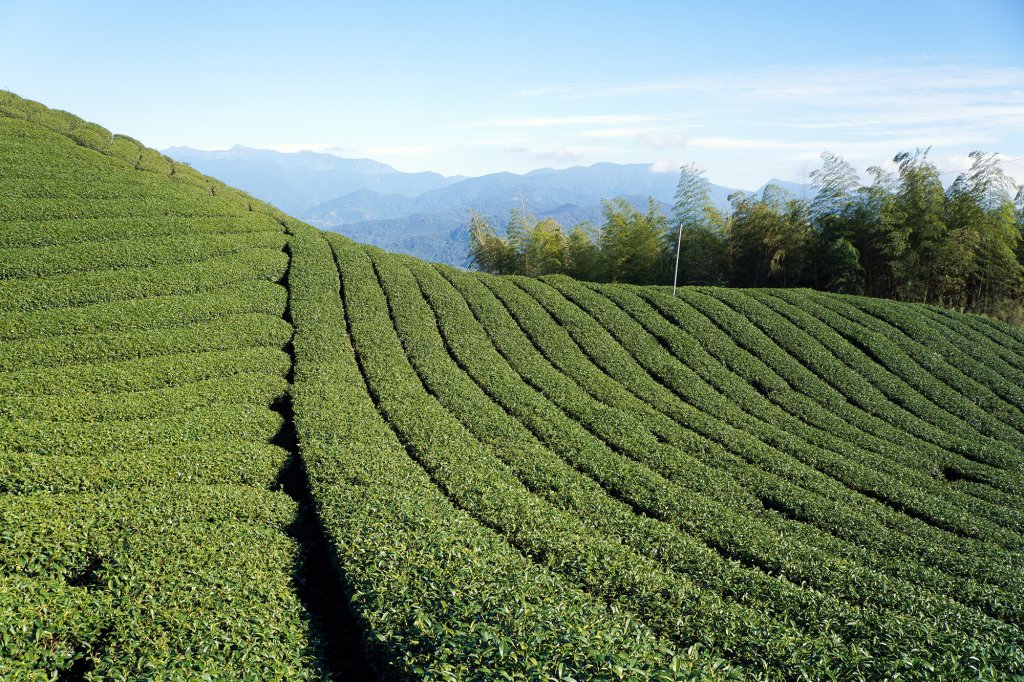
<box><xmin>649</xmin><ymin>158</ymin><xmax>678</xmax><ymax>173</ymax></box>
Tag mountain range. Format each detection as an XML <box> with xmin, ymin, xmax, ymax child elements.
<box><xmin>165</xmin><ymin>145</ymin><xmax>811</xmax><ymax>267</ymax></box>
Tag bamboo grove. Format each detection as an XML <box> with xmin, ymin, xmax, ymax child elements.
<box><xmin>469</xmin><ymin>153</ymin><xmax>1024</xmax><ymax>324</ymax></box>
<box><xmin>2</xmin><ymin>91</ymin><xmax>1023</xmax><ymax>680</ymax></box>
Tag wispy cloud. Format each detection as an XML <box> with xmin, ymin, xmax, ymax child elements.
<box><xmin>265</xmin><ymin>143</ymin><xmax>349</xmax><ymax>154</ymax></box>
<box><xmin>581</xmin><ymin>127</ymin><xmax>688</xmax><ymax>149</ymax></box>
<box><xmin>470</xmin><ymin>114</ymin><xmax>661</xmax><ymax>128</ymax></box>
<box><xmin>580</xmin><ymin>126</ymin><xmax>655</xmax><ymax>139</ymax></box>
<box><xmin>637</xmin><ymin>131</ymin><xmax>687</xmax><ymax>149</ymax></box>
<box><xmin>515</xmin><ymin>61</ymin><xmax>1024</xmax><ymax>102</ymax></box>
<box><xmin>513</xmin><ymin>60</ymin><xmax>1024</xmax><ymax>148</ymax></box>
<box><xmin>685</xmin><ymin>135</ymin><xmax>993</xmax><ymax>161</ymax></box>
<box><xmin>360</xmin><ymin>145</ymin><xmax>438</xmax><ymax>155</ymax></box>
<box><xmin>687</xmin><ymin>137</ymin><xmax>797</xmax><ymax>151</ymax></box>
<box><xmin>535</xmin><ymin>147</ymin><xmax>584</xmax><ymax>163</ymax></box>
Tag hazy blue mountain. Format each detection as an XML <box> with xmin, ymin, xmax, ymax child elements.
<box><xmin>302</xmin><ymin>164</ymin><xmax>738</xmax><ymax>230</ymax></box>
<box><xmin>164</xmin><ymin>145</ymin><xmax>459</xmax><ymax>214</ymax></box>
<box><xmin>307</xmin><ymin>190</ymin><xmax>419</xmax><ymax>225</ymax></box>
<box><xmin>165</xmin><ymin>145</ymin><xmax>397</xmax><ymax>173</ymax></box>
<box><xmin>381</xmin><ymin>163</ymin><xmax>712</xmax><ymax>215</ymax></box>
<box><xmin>164</xmin><ymin>145</ymin><xmax>811</xmax><ymax>267</ymax></box>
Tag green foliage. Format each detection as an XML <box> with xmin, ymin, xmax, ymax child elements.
<box><xmin>0</xmin><ymin>91</ymin><xmax>319</xmax><ymax>679</ymax></box>
<box><xmin>0</xmin><ymin>442</ymin><xmax>290</xmax><ymax>494</ymax></box>
<box><xmin>0</xmin><ymin>281</ymin><xmax>287</xmax><ymax>341</ymax></box>
<box><xmin>728</xmin><ymin>185</ymin><xmax>812</xmax><ymax>287</ymax></box>
<box><xmin>0</xmin><ymin>214</ymin><xmax>284</xmax><ymax>249</ymax></box>
<box><xmin>5</xmin><ymin>90</ymin><xmax>1024</xmax><ymax>680</ymax></box>
<box><xmin>823</xmin><ymin>237</ymin><xmax>864</xmax><ymax>294</ymax></box>
<box><xmin>566</xmin><ymin>221</ymin><xmax>602</xmax><ymax>280</ymax></box>
<box><xmin>944</xmin><ymin>152</ymin><xmax>1023</xmax><ymax>309</ymax></box>
<box><xmin>467</xmin><ymin>210</ymin><xmax>517</xmax><ymax>274</ymax></box>
<box><xmin>675</xmin><ymin>226</ymin><xmax>730</xmax><ymax>286</ymax></box>
<box><xmin>600</xmin><ymin>196</ymin><xmax>670</xmax><ymax>283</ymax></box>
<box><xmin>0</xmin><ymin>249</ymin><xmax>287</xmax><ymax>312</ymax></box>
<box><xmin>104</xmin><ymin>134</ymin><xmax>143</xmax><ymax>164</ymax></box>
<box><xmin>670</xmin><ymin>163</ymin><xmax>730</xmax><ymax>285</ymax></box>
<box><xmin>469</xmin><ymin>208</ymin><xmax>582</xmax><ymax>277</ymax></box>
<box><xmin>522</xmin><ymin>217</ymin><xmax>571</xmax><ymax>275</ymax></box>
<box><xmin>289</xmin><ymin>225</ymin><xmax>720</xmax><ymax>679</ymax></box>
<box><xmin>466</xmin><ymin>152</ymin><xmax>1024</xmax><ymax>323</ymax></box>
<box><xmin>464</xmin><ymin>198</ymin><xmax>675</xmax><ymax>285</ymax></box>
<box><xmin>0</xmin><ymin>230</ymin><xmax>286</xmax><ymax>279</ymax></box>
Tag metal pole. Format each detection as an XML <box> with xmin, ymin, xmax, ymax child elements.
<box><xmin>672</xmin><ymin>222</ymin><xmax>683</xmax><ymax>295</ymax></box>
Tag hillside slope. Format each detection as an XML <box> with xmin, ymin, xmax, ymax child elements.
<box><xmin>0</xmin><ymin>93</ymin><xmax>361</xmax><ymax>679</ymax></box>
<box><xmin>294</xmin><ymin>236</ymin><xmax>1024</xmax><ymax>679</ymax></box>
<box><xmin>3</xmin><ymin>92</ymin><xmax>1023</xmax><ymax>680</ymax></box>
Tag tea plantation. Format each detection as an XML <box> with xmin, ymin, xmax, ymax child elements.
<box><xmin>2</xmin><ymin>92</ymin><xmax>1022</xmax><ymax>680</ymax></box>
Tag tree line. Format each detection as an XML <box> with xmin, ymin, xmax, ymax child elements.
<box><xmin>468</xmin><ymin>150</ymin><xmax>1024</xmax><ymax>322</ymax></box>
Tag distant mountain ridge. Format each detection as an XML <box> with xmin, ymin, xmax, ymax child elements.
<box><xmin>166</xmin><ymin>145</ymin><xmax>460</xmax><ymax>215</ymax></box>
<box><xmin>164</xmin><ymin>146</ymin><xmax>811</xmax><ymax>266</ymax></box>
<box><xmin>164</xmin><ymin>145</ymin><xmax>398</xmax><ymax>173</ymax></box>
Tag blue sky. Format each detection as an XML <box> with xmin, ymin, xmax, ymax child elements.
<box><xmin>2</xmin><ymin>0</ymin><xmax>1023</xmax><ymax>189</ymax></box>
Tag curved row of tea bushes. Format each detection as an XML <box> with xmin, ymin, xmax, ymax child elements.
<box><xmin>371</xmin><ymin>251</ymin><xmax>857</xmax><ymax>679</ymax></box>
<box><xmin>393</xmin><ymin>257</ymin><xmax>1022</xmax><ymax>678</ymax></box>
<box><xmin>925</xmin><ymin>304</ymin><xmax>1024</xmax><ymax>369</ymax></box>
<box><xmin>0</xmin><ymin>314</ymin><xmax>292</xmax><ymax>373</ymax></box>
<box><xmin>809</xmin><ymin>292</ymin><xmax>1024</xmax><ymax>433</ymax></box>
<box><xmin>0</xmin><ymin>347</ymin><xmax>290</xmax><ymax>396</ymax></box>
<box><xmin>0</xmin><ymin>215</ymin><xmax>285</xmax><ymax>248</ymax></box>
<box><xmin>606</xmin><ymin>283</ymin><xmax>1021</xmax><ymax>546</ymax></box>
<box><xmin>0</xmin><ymin>248</ymin><xmax>288</xmax><ymax>312</ymax></box>
<box><xmin>0</xmin><ymin>281</ymin><xmax>287</xmax><ymax>341</ymax></box>
<box><xmin>692</xmin><ymin>288</ymin><xmax>1024</xmax><ymax>514</ymax></box>
<box><xmin>707</xmin><ymin>288</ymin><xmax>1022</xmax><ymax>504</ymax></box>
<box><xmin>507</xmin><ymin>277</ymin><xmax>1021</xmax><ymax>633</ymax></box>
<box><xmin>0</xmin><ymin>441</ymin><xmax>290</xmax><ymax>494</ymax></box>
<box><xmin>766</xmin><ymin>289</ymin><xmax>1023</xmax><ymax>455</ymax></box>
<box><xmin>1</xmin><ymin>374</ymin><xmax>287</xmax><ymax>422</ymax></box>
<box><xmin>358</xmin><ymin>241</ymin><xmax>1015</xmax><ymax>671</ymax></box>
<box><xmin>655</xmin><ymin>288</ymin><xmax>986</xmax><ymax>476</ymax></box>
<box><xmin>0</xmin><ymin>93</ymin><xmax>321</xmax><ymax>679</ymax></box>
<box><xmin>520</xmin><ymin>278</ymin><xmax>1015</xmax><ymax>614</ymax></box>
<box><xmin>602</xmin><ymin>285</ymin><xmax>1024</xmax><ymax>553</ymax></box>
<box><xmin>331</xmin><ymin>235</ymin><xmax>738</xmax><ymax>680</ymax></box>
<box><xmin>0</xmin><ymin>229</ymin><xmax>286</xmax><ymax>279</ymax></box>
<box><xmin>441</xmin><ymin>264</ymin><xmax>1024</xmax><ymax>594</ymax></box>
<box><xmin>287</xmin><ymin>224</ymin><xmax>716</xmax><ymax>680</ymax></box>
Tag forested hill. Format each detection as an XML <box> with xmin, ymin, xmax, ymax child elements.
<box><xmin>2</xmin><ymin>91</ymin><xmax>1023</xmax><ymax>680</ymax></box>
